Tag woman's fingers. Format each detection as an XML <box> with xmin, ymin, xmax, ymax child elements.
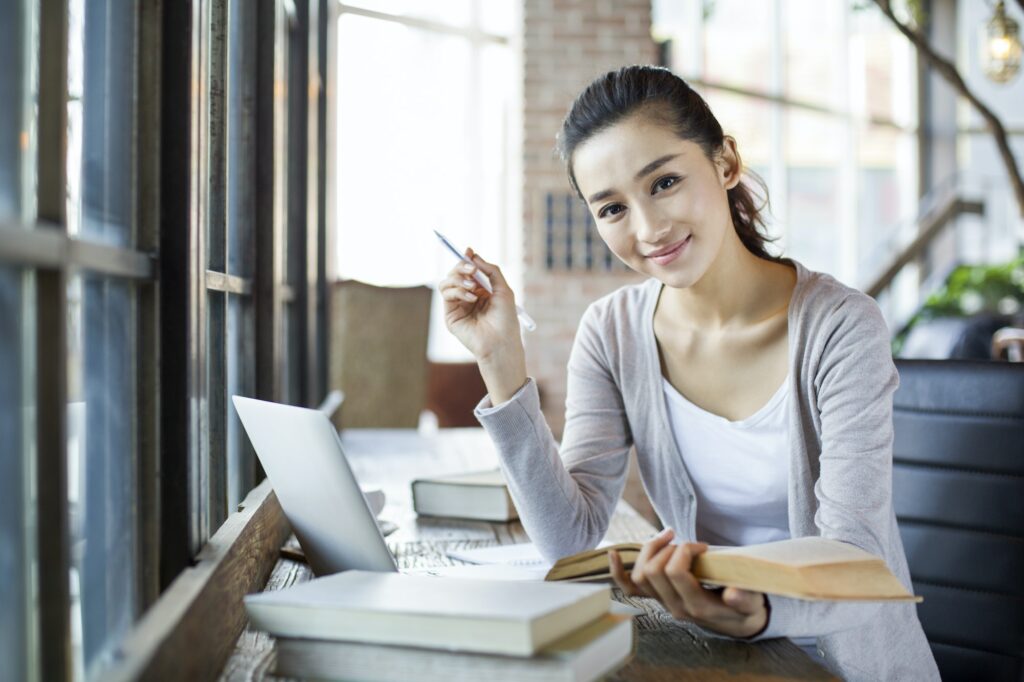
<box><xmin>721</xmin><ymin>587</ymin><xmax>764</xmax><ymax>615</ymax></box>
<box><xmin>630</xmin><ymin>528</ymin><xmax>675</xmax><ymax>598</ymax></box>
<box><xmin>640</xmin><ymin>544</ymin><xmax>691</xmax><ymax>620</ymax></box>
<box><xmin>608</xmin><ymin>550</ymin><xmax>642</xmax><ymax>597</ymax></box>
<box><xmin>439</xmin><ymin>275</ymin><xmax>479</xmax><ymax>304</ymax></box>
<box><xmin>466</xmin><ymin>248</ymin><xmax>511</xmax><ymax>294</ymax></box>
<box><xmin>664</xmin><ymin>542</ymin><xmax>718</xmax><ymax>619</ymax></box>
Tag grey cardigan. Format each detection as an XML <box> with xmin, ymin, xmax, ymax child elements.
<box><xmin>475</xmin><ymin>261</ymin><xmax>938</xmax><ymax>681</ymax></box>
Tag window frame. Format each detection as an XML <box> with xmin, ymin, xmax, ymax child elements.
<box><xmin>0</xmin><ymin>0</ymin><xmax>331</xmax><ymax>678</ymax></box>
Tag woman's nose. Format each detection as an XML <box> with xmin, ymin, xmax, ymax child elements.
<box><xmin>635</xmin><ymin>205</ymin><xmax>671</xmax><ymax>243</ymax></box>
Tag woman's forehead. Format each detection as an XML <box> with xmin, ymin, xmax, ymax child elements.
<box><xmin>572</xmin><ymin>117</ymin><xmax>704</xmax><ymax>196</ymax></box>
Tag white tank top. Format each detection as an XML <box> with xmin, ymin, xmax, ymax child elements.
<box><xmin>661</xmin><ymin>377</ymin><xmax>791</xmax><ymax>547</ymax></box>
<box><xmin>662</xmin><ymin>378</ymin><xmax>823</xmax><ymax>660</ymax></box>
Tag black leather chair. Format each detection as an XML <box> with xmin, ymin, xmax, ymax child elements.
<box><xmin>892</xmin><ymin>359</ymin><xmax>1024</xmax><ymax>681</ymax></box>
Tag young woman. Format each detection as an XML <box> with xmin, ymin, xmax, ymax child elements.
<box><xmin>439</xmin><ymin>65</ymin><xmax>937</xmax><ymax>681</ymax></box>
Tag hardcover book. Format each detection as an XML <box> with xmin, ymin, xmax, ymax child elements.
<box><xmin>244</xmin><ymin>570</ymin><xmax>610</xmax><ymax>656</ymax></box>
<box><xmin>412</xmin><ymin>469</ymin><xmax>518</xmax><ymax>522</ymax></box>
<box><xmin>273</xmin><ymin>612</ymin><xmax>635</xmax><ymax>682</ymax></box>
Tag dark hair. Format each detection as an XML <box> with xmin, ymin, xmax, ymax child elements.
<box><xmin>557</xmin><ymin>65</ymin><xmax>778</xmax><ymax>261</ymax></box>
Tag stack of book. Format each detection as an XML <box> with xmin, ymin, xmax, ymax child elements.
<box><xmin>244</xmin><ymin>570</ymin><xmax>635</xmax><ymax>682</ymax></box>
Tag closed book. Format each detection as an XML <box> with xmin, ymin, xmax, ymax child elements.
<box><xmin>411</xmin><ymin>469</ymin><xmax>518</xmax><ymax>521</ymax></box>
<box><xmin>545</xmin><ymin>537</ymin><xmax>921</xmax><ymax>602</ymax></box>
<box><xmin>244</xmin><ymin>570</ymin><xmax>610</xmax><ymax>656</ymax></box>
<box><xmin>273</xmin><ymin>613</ymin><xmax>635</xmax><ymax>682</ymax></box>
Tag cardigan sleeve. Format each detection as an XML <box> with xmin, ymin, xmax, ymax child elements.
<box><xmin>754</xmin><ymin>291</ymin><xmax>905</xmax><ymax>640</ymax></box>
<box><xmin>474</xmin><ymin>302</ymin><xmax>634</xmax><ymax>562</ymax></box>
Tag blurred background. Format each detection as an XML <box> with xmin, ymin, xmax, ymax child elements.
<box><xmin>1</xmin><ymin>0</ymin><xmax>1022</xmax><ymax>680</ymax></box>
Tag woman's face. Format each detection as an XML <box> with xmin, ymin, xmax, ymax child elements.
<box><xmin>571</xmin><ymin>114</ymin><xmax>740</xmax><ymax>289</ymax></box>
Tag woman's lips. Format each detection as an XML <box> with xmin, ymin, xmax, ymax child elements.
<box><xmin>646</xmin><ymin>235</ymin><xmax>692</xmax><ymax>266</ymax></box>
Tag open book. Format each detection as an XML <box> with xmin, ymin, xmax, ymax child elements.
<box><xmin>544</xmin><ymin>537</ymin><xmax>921</xmax><ymax>602</ymax></box>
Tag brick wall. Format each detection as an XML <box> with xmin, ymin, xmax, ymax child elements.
<box><xmin>521</xmin><ymin>0</ymin><xmax>657</xmax><ymax>437</ymax></box>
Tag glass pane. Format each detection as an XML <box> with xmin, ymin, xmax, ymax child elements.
<box><xmin>337</xmin><ymin>15</ymin><xmax>505</xmax><ymax>283</ymax></box>
<box><xmin>0</xmin><ymin>266</ymin><xmax>36</xmax><ymax>682</ymax></box>
<box><xmin>784</xmin><ymin>110</ymin><xmax>843</xmax><ymax>275</ymax></box>
<box><xmin>784</xmin><ymin>0</ymin><xmax>843</xmax><ymax>108</ymax></box>
<box><xmin>479</xmin><ymin>0</ymin><xmax>516</xmax><ymax>35</ymax></box>
<box><xmin>341</xmin><ymin>0</ymin><xmax>473</xmax><ymax>28</ymax></box>
<box><xmin>226</xmin><ymin>294</ymin><xmax>255</xmax><ymax>509</ymax></box>
<box><xmin>0</xmin><ymin>0</ymin><xmax>35</xmax><ymax>224</ymax></box>
<box><xmin>702</xmin><ymin>89</ymin><xmax>773</xmax><ymax>170</ymax></box>
<box><xmin>282</xmin><ymin>301</ymin><xmax>302</xmax><ymax>405</ymax></box>
<box><xmin>67</xmin><ymin>0</ymin><xmax>137</xmax><ymax>246</ymax></box>
<box><xmin>703</xmin><ymin>0</ymin><xmax>772</xmax><ymax>92</ymax></box>
<box><xmin>227</xmin><ymin>0</ymin><xmax>256</xmax><ymax>278</ymax></box>
<box><xmin>858</xmin><ymin>126</ymin><xmax>913</xmax><ymax>277</ymax></box>
<box><xmin>850</xmin><ymin>6</ymin><xmax>915</xmax><ymax>125</ymax></box>
<box><xmin>67</xmin><ymin>275</ymin><xmax>139</xmax><ymax>677</ymax></box>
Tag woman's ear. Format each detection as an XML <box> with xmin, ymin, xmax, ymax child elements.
<box><xmin>716</xmin><ymin>136</ymin><xmax>742</xmax><ymax>190</ymax></box>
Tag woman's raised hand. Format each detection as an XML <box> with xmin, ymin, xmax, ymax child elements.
<box><xmin>438</xmin><ymin>248</ymin><xmax>527</xmax><ymax>404</ymax></box>
<box><xmin>609</xmin><ymin>528</ymin><xmax>769</xmax><ymax>639</ymax></box>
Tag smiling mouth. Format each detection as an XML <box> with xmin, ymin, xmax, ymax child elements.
<box><xmin>644</xmin><ymin>235</ymin><xmax>691</xmax><ymax>260</ymax></box>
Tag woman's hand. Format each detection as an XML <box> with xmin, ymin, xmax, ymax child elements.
<box><xmin>438</xmin><ymin>248</ymin><xmax>527</xmax><ymax>404</ymax></box>
<box><xmin>609</xmin><ymin>528</ymin><xmax>769</xmax><ymax>639</ymax></box>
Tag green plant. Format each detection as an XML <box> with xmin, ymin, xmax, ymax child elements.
<box><xmin>892</xmin><ymin>257</ymin><xmax>1024</xmax><ymax>354</ymax></box>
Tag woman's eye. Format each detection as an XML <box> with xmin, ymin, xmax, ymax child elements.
<box><xmin>652</xmin><ymin>176</ymin><xmax>680</xmax><ymax>193</ymax></box>
<box><xmin>598</xmin><ymin>203</ymin><xmax>625</xmax><ymax>219</ymax></box>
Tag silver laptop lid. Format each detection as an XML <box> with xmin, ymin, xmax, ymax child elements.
<box><xmin>232</xmin><ymin>395</ymin><xmax>398</xmax><ymax>576</ymax></box>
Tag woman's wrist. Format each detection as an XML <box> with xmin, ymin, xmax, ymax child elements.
<box><xmin>477</xmin><ymin>347</ymin><xmax>528</xmax><ymax>406</ymax></box>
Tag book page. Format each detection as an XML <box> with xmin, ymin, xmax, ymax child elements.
<box><xmin>706</xmin><ymin>537</ymin><xmax>878</xmax><ymax>567</ymax></box>
<box><xmin>418</xmin><ymin>469</ymin><xmax>506</xmax><ymax>486</ymax></box>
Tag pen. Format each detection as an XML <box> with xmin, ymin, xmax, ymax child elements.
<box><xmin>433</xmin><ymin>229</ymin><xmax>537</xmax><ymax>332</ymax></box>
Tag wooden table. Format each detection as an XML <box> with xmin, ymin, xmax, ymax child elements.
<box><xmin>219</xmin><ymin>428</ymin><xmax>836</xmax><ymax>682</ymax></box>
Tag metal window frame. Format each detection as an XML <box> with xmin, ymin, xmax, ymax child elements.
<box><xmin>158</xmin><ymin>0</ymin><xmax>199</xmax><ymax>589</ymax></box>
<box><xmin>35</xmin><ymin>4</ymin><xmax>72</xmax><ymax>679</ymax></box>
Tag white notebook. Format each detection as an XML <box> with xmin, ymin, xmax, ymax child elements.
<box><xmin>244</xmin><ymin>570</ymin><xmax>610</xmax><ymax>656</ymax></box>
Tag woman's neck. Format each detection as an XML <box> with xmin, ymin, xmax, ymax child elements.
<box><xmin>659</xmin><ymin>233</ymin><xmax>795</xmax><ymax>331</ymax></box>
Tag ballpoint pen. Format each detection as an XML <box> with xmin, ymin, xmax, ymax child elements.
<box><xmin>433</xmin><ymin>229</ymin><xmax>537</xmax><ymax>332</ymax></box>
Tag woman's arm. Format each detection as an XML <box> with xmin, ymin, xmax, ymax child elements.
<box><xmin>440</xmin><ymin>252</ymin><xmax>633</xmax><ymax>562</ymax></box>
<box><xmin>749</xmin><ymin>292</ymin><xmax>906</xmax><ymax>640</ymax></box>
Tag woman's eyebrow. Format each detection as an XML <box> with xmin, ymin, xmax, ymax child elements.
<box><xmin>586</xmin><ymin>153</ymin><xmax>682</xmax><ymax>205</ymax></box>
<box><xmin>633</xmin><ymin>153</ymin><xmax>680</xmax><ymax>182</ymax></box>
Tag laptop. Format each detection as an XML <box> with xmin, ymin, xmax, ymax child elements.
<box><xmin>232</xmin><ymin>395</ymin><xmax>399</xmax><ymax>576</ymax></box>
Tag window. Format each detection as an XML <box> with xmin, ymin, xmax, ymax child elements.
<box><xmin>0</xmin><ymin>0</ymin><xmax>329</xmax><ymax>679</ymax></box>
<box><xmin>334</xmin><ymin>1</ymin><xmax>517</xmax><ymax>360</ymax></box>
<box><xmin>653</xmin><ymin>0</ymin><xmax>918</xmax><ymax>287</ymax></box>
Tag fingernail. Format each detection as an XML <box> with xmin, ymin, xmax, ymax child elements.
<box><xmin>462</xmin><ymin>279</ymin><xmax>475</xmax><ymax>288</ymax></box>
<box><xmin>466</xmin><ymin>292</ymin><xmax>478</xmax><ymax>301</ymax></box>
<box><xmin>460</xmin><ymin>263</ymin><xmax>474</xmax><ymax>273</ymax></box>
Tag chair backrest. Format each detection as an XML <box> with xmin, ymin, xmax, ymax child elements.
<box><xmin>424</xmin><ymin>361</ymin><xmax>488</xmax><ymax>428</ymax></box>
<box><xmin>329</xmin><ymin>280</ymin><xmax>432</xmax><ymax>429</ymax></box>
<box><xmin>892</xmin><ymin>359</ymin><xmax>1024</xmax><ymax>682</ymax></box>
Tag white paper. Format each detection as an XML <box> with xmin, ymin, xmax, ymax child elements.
<box><xmin>408</xmin><ymin>563</ymin><xmax>550</xmax><ymax>581</ymax></box>
<box><xmin>446</xmin><ymin>543</ymin><xmax>551</xmax><ymax>568</ymax></box>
